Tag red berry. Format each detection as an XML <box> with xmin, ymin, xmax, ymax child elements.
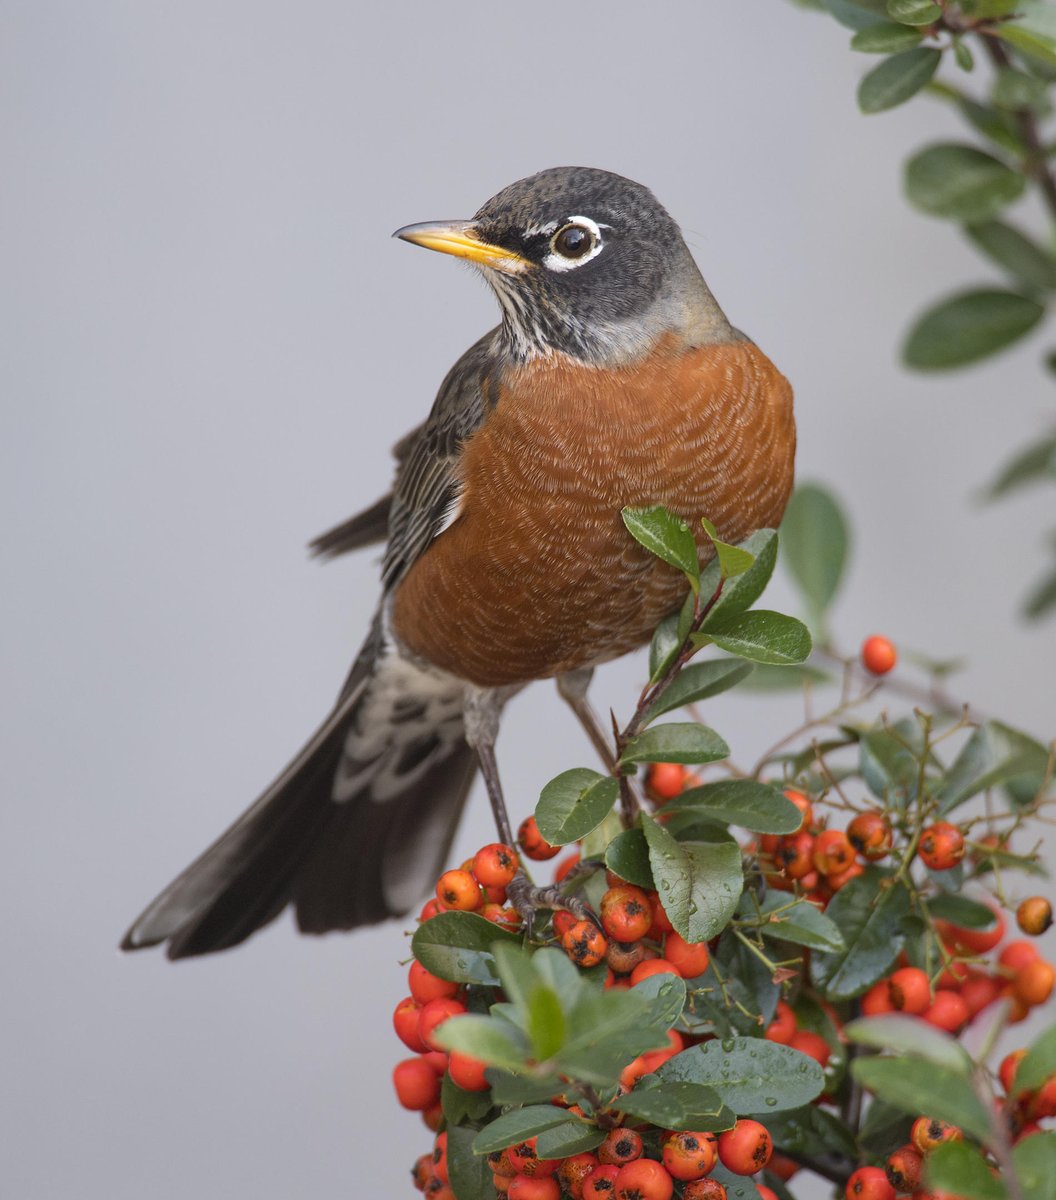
<box><xmin>717</xmin><ymin>1119</ymin><xmax>773</xmax><ymax>1174</ymax></box>
<box><xmin>409</xmin><ymin>960</ymin><xmax>461</xmax><ymax>1005</ymax></box>
<box><xmin>999</xmin><ymin>1048</ymin><xmax>1027</xmax><ymax>1094</ymax></box>
<box><xmin>630</xmin><ymin>958</ymin><xmax>680</xmax><ymax>985</ymax></box>
<box><xmin>765</xmin><ymin>999</ymin><xmax>797</xmax><ymax>1044</ymax></box>
<box><xmin>845</xmin><ymin>1166</ymin><xmax>896</xmax><ymax>1199</ymax></box>
<box><xmin>613</xmin><ymin>1158</ymin><xmax>674</xmax><ymax>1200</ymax></box>
<box><xmin>508</xmin><ymin>1177</ymin><xmax>560</xmax><ymax>1200</ymax></box>
<box><xmin>813</xmin><ymin>829</ymin><xmax>856</xmax><ymax>877</ymax></box>
<box><xmin>862</xmin><ymin>979</ymin><xmax>895</xmax><ymax>1016</ymax></box>
<box><xmin>392</xmin><ymin>1057</ymin><xmax>442</xmax><ymax>1110</ymax></box>
<box><xmin>582</xmin><ymin>1165</ymin><xmax>620</xmax><ymax>1200</ymax></box>
<box><xmin>393</xmin><ymin>996</ymin><xmax>428</xmax><ymax>1052</ymax></box>
<box><xmin>923</xmin><ymin>989</ymin><xmax>969</xmax><ymax>1032</ymax></box>
<box><xmin>777</xmin><ymin>831</ymin><xmax>815</xmax><ymax>880</ymax></box>
<box><xmin>789</xmin><ymin>1028</ymin><xmax>831</xmax><ymax>1068</ymax></box>
<box><xmin>999</xmin><ymin>939</ymin><xmax>1040</xmax><ymax>974</ymax></box>
<box><xmin>683</xmin><ymin>1181</ymin><xmax>727</xmax><ymax>1200</ymax></box>
<box><xmin>861</xmin><ymin>635</ymin><xmax>897</xmax><ymax>675</ymax></box>
<box><xmin>561</xmin><ymin>919</ymin><xmax>608</xmax><ymax>968</ymax></box>
<box><xmin>782</xmin><ymin>788</ymin><xmax>813</xmax><ymax>831</ymax></box>
<box><xmin>554</xmin><ymin>852</ymin><xmax>581</xmax><ymax>882</ymax></box>
<box><xmin>885</xmin><ymin>1144</ymin><xmax>923</xmax><ymax>1192</ymax></box>
<box><xmin>918</xmin><ymin>822</ymin><xmax>965</xmax><ymax>871</ymax></box>
<box><xmin>448</xmin><ymin>1049</ymin><xmax>489</xmax><ymax>1092</ymax></box>
<box><xmin>417</xmin><ymin>997</ymin><xmax>466</xmax><ymax>1051</ymax></box>
<box><xmin>847</xmin><ymin>811</ymin><xmax>893</xmax><ymax>860</ymax></box>
<box><xmin>938</xmin><ymin>906</ymin><xmax>1005</xmax><ymax>955</ymax></box>
<box><xmin>508</xmin><ymin>1139</ymin><xmax>560</xmax><ymax>1178</ymax></box>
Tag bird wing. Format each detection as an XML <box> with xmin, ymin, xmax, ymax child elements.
<box><xmin>381</xmin><ymin>328</ymin><xmax>501</xmax><ymax>588</ymax></box>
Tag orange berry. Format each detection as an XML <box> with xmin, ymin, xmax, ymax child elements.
<box><xmin>517</xmin><ymin>815</ymin><xmax>560</xmax><ymax>861</ymax></box>
<box><xmin>777</xmin><ymin>831</ymin><xmax>816</xmax><ymax>880</ymax></box>
<box><xmin>717</xmin><ymin>1119</ymin><xmax>772</xmax><ymax>1175</ymax></box>
<box><xmin>613</xmin><ymin>1158</ymin><xmax>673</xmax><ymax>1200</ymax></box>
<box><xmin>554</xmin><ymin>852</ymin><xmax>580</xmax><ymax>882</ymax></box>
<box><xmin>417</xmin><ymin>997</ymin><xmax>467</xmax><ymax>1051</ymax></box>
<box><xmin>1000</xmin><ymin>939</ymin><xmax>1041</xmax><ymax>974</ymax></box>
<box><xmin>393</xmin><ymin>996</ymin><xmax>428</xmax><ymax>1052</ymax></box>
<box><xmin>558</xmin><ymin>1154</ymin><xmax>600</xmax><ymax>1200</ymax></box>
<box><xmin>922</xmin><ymin>989</ymin><xmax>969</xmax><ymax>1032</ymax></box>
<box><xmin>1017</xmin><ymin>896</ymin><xmax>1053</xmax><ymax>937</ymax></box>
<box><xmin>600</xmin><ymin>884</ymin><xmax>653</xmax><ymax>942</ymax></box>
<box><xmin>999</xmin><ymin>1048</ymin><xmax>1028</xmax><ymax>1094</ymax></box>
<box><xmin>448</xmin><ymin>1049</ymin><xmax>489</xmax><ymax>1092</ymax></box>
<box><xmin>647</xmin><ymin>891</ymin><xmax>674</xmax><ymax>934</ymax></box>
<box><xmin>845</xmin><ymin>1166</ymin><xmax>895</xmax><ymax>1199</ymax></box>
<box><xmin>508</xmin><ymin>1176</ymin><xmax>560</xmax><ymax>1200</ymax></box>
<box><xmin>828</xmin><ymin>861</ymin><xmax>865</xmax><ymax>891</ymax></box>
<box><xmin>560</xmin><ymin>919</ymin><xmax>608</xmax><ymax>968</ymax></box>
<box><xmin>911</xmin><ymin>1117</ymin><xmax>962</xmax><ymax>1154</ymax></box>
<box><xmin>960</xmin><ymin>972</ymin><xmax>1002</xmax><ymax>1017</ymax></box>
<box><xmin>664</xmin><ymin>930</ymin><xmax>711</xmax><ymax>978</ymax></box>
<box><xmin>630</xmin><ymin>958</ymin><xmax>680</xmax><ymax>985</ymax></box>
<box><xmin>887</xmin><ymin>967</ymin><xmax>931</xmax><ymax>1015</ymax></box>
<box><xmin>1013</xmin><ymin>958</ymin><xmax>1055</xmax><ymax>1007</ymax></box>
<box><xmin>598</xmin><ymin>1128</ymin><xmax>643</xmax><ymax>1166</ymax></box>
<box><xmin>661</xmin><ymin>1131</ymin><xmax>717</xmax><ymax>1181</ymax></box>
<box><xmin>938</xmin><ymin>905</ymin><xmax>1005</xmax><ymax>955</ymax></box>
<box><xmin>436</xmin><ymin>868</ymin><xmax>482</xmax><ymax>911</ymax></box>
<box><xmin>813</xmin><ymin>829</ymin><xmax>856</xmax><ymax>876</ymax></box>
<box><xmin>648</xmin><ymin>762</ymin><xmax>687</xmax><ymax>802</ymax></box>
<box><xmin>861</xmin><ymin>635</ymin><xmax>897</xmax><ymax>675</ymax></box>
<box><xmin>862</xmin><ymin>979</ymin><xmax>895</xmax><ymax>1015</ymax></box>
<box><xmin>918</xmin><ymin>822</ymin><xmax>965</xmax><ymax>871</ymax></box>
<box><xmin>847</xmin><ymin>811</ymin><xmax>893</xmax><ymax>860</ymax></box>
<box><xmin>582</xmin><ymin>1165</ymin><xmax>620</xmax><ymax>1200</ymax></box>
<box><xmin>884</xmin><ymin>1144</ymin><xmax>922</xmax><ymax>1192</ymax></box>
<box><xmin>508</xmin><ymin>1139</ymin><xmax>560</xmax><ymax>1178</ymax></box>
<box><xmin>683</xmin><ymin>1181</ymin><xmax>728</xmax><ymax>1200</ymax></box>
<box><xmin>472</xmin><ymin>843</ymin><xmax>519</xmax><ymax>887</ymax></box>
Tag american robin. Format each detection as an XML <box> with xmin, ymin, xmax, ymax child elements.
<box><xmin>121</xmin><ymin>166</ymin><xmax>795</xmax><ymax>958</ymax></box>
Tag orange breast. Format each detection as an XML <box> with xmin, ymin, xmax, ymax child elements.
<box><xmin>390</xmin><ymin>337</ymin><xmax>795</xmax><ymax>687</ymax></box>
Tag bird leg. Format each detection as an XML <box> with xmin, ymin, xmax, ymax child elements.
<box><xmin>555</xmin><ymin>667</ymin><xmax>616</xmax><ymax>770</ymax></box>
<box><xmin>463</xmin><ymin>685</ymin><xmax>594</xmax><ymax>928</ymax></box>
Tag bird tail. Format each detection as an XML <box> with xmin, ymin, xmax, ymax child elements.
<box><xmin>120</xmin><ymin>621</ymin><xmax>475</xmax><ymax>959</ymax></box>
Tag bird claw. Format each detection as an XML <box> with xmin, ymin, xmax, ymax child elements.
<box><xmin>506</xmin><ymin>870</ymin><xmax>600</xmax><ymax>931</ymax></box>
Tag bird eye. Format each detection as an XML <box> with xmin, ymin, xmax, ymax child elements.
<box><xmin>551</xmin><ymin>223</ymin><xmax>596</xmax><ymax>260</ymax></box>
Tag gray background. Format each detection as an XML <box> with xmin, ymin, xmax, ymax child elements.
<box><xmin>4</xmin><ymin>3</ymin><xmax>1055</xmax><ymax>1198</ymax></box>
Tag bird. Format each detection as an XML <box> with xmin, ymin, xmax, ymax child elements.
<box><xmin>121</xmin><ymin>166</ymin><xmax>795</xmax><ymax>959</ymax></box>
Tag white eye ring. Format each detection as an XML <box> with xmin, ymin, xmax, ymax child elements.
<box><xmin>542</xmin><ymin>215</ymin><xmax>605</xmax><ymax>273</ymax></box>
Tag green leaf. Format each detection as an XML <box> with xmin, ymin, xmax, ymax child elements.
<box><xmin>996</xmin><ymin>22</ymin><xmax>1056</xmax><ymax>69</ymax></box>
<box><xmin>810</xmin><ymin>869</ymin><xmax>910</xmax><ymax>999</ymax></box>
<box><xmin>858</xmin><ymin>46</ymin><xmax>941</xmax><ymax>112</ymax></box>
<box><xmin>822</xmin><ymin>0</ymin><xmax>891</xmax><ymax>30</ymax></box>
<box><xmin>993</xmin><ymin>67</ymin><xmax>1052</xmax><ymax>116</ymax></box>
<box><xmin>526</xmin><ymin>982</ymin><xmax>565</xmax><ymax>1062</ymax></box>
<box><xmin>780</xmin><ymin>483</ymin><xmax>850</xmax><ymax>623</ymax></box>
<box><xmin>703</xmin><ymin>610</ymin><xmax>812</xmax><ymax>665</ymax></box>
<box><xmin>605</xmin><ymin>827</ymin><xmax>654</xmax><ymax>888</ymax></box>
<box><xmin>1025</xmin><ymin>562</ymin><xmax>1056</xmax><ymax>620</ymax></box>
<box><xmin>1012</xmin><ymin>1131</ymin><xmax>1056</xmax><ymax>1200</ymax></box>
<box><xmin>734</xmin><ymin>663</ymin><xmax>832</xmax><ymax>691</ymax></box>
<box><xmin>620</xmin><ymin>722</ymin><xmax>730</xmax><ymax>767</ymax></box>
<box><xmin>536</xmin><ymin>769</ymin><xmax>619</xmax><ymax>846</ymax></box>
<box><xmin>851</xmin><ymin>1056</ymin><xmax>992</xmax><ymax>1139</ymax></box>
<box><xmin>610</xmin><ymin>1081</ymin><xmax>730</xmax><ymax>1128</ymax></box>
<box><xmin>1016</xmin><ymin>1024</ymin><xmax>1056</xmax><ymax>1094</ymax></box>
<box><xmin>762</xmin><ymin>1104</ymin><xmax>858</xmax><ymax>1164</ymax></box>
<box><xmin>940</xmin><ymin>720</ymin><xmax>1052</xmax><ymax>812</ymax></box>
<box><xmin>700</xmin><ymin>516</ymin><xmax>756</xmax><ymax>579</ymax></box>
<box><xmin>756</xmin><ymin>895</ymin><xmax>846</xmax><ymax>952</ymax></box>
<box><xmin>436</xmin><ymin>1014</ymin><xmax>530</xmax><ymax>1071</ymax></box>
<box><xmin>640</xmin><ymin>815</ymin><xmax>743</xmax><ymax>942</ymax></box>
<box><xmin>411</xmin><ymin>911</ymin><xmax>521</xmax><ymax>985</ymax></box>
<box><xmin>953</xmin><ymin>36</ymin><xmax>975</xmax><ymax>71</ymax></box>
<box><xmin>968</xmin><ymin>221</ymin><xmax>1056</xmax><ymax>293</ymax></box>
<box><xmin>441</xmin><ymin>1073</ymin><xmax>494</xmax><ymax>1126</ymax></box>
<box><xmin>447</xmin><ymin>1124</ymin><xmax>497</xmax><ymax>1200</ymax></box>
<box><xmin>623</xmin><ymin>506</ymin><xmax>701</xmax><ymax>593</ymax></box>
<box><xmin>487</xmin><ymin>1068</ymin><xmax>566</xmax><ymax>1105</ymax></box>
<box><xmin>859</xmin><ymin>724</ymin><xmax>922</xmax><ymax>805</ymax></box>
<box><xmin>904</xmin><ymin>288</ymin><xmax>1045</xmax><ymax>369</ymax></box>
<box><xmin>649</xmin><ymin>609</ymin><xmax>683</xmax><ymax>683</ymax></box>
<box><xmin>657</xmin><ymin>1037</ymin><xmax>826</xmax><ymax>1112</ymax></box>
<box><xmin>886</xmin><ymin>0</ymin><xmax>940</xmax><ymax>22</ymax></box>
<box><xmin>472</xmin><ymin>1105</ymin><xmax>574</xmax><ymax>1154</ymax></box>
<box><xmin>859</xmin><ymin>1096</ymin><xmax>914</xmax><ymax>1156</ymax></box>
<box><xmin>845</xmin><ymin>1014</ymin><xmax>973</xmax><ymax>1072</ymax></box>
<box><xmin>987</xmin><ymin>433</ymin><xmax>1056</xmax><ymax>499</ymax></box>
<box><xmin>926</xmin><ymin>893</ymin><xmax>999</xmax><ymax>929</ymax></box>
<box><xmin>905</xmin><ymin>143</ymin><xmax>1026</xmax><ymax>222</ymax></box>
<box><xmin>669</xmin><ymin>780</ymin><xmax>804</xmax><ymax>834</ymax></box>
<box><xmin>699</xmin><ymin>529</ymin><xmax>779</xmax><ymax>621</ymax></box>
<box><xmin>645</xmin><ymin>659</ymin><xmax>755</xmax><ymax>721</ymax></box>
<box><xmin>926</xmin><ymin>1141</ymin><xmax>1008</xmax><ymax>1200</ymax></box>
<box><xmin>851</xmin><ymin>22</ymin><xmax>924</xmax><ymax>50</ymax></box>
<box><xmin>535</xmin><ymin>1121</ymin><xmax>606</xmax><ymax>1159</ymax></box>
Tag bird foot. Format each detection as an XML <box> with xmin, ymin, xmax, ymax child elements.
<box><xmin>506</xmin><ymin>871</ymin><xmax>599</xmax><ymax>931</ymax></box>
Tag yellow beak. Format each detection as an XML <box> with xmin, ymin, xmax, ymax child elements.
<box><xmin>393</xmin><ymin>221</ymin><xmax>531</xmax><ymax>275</ymax></box>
